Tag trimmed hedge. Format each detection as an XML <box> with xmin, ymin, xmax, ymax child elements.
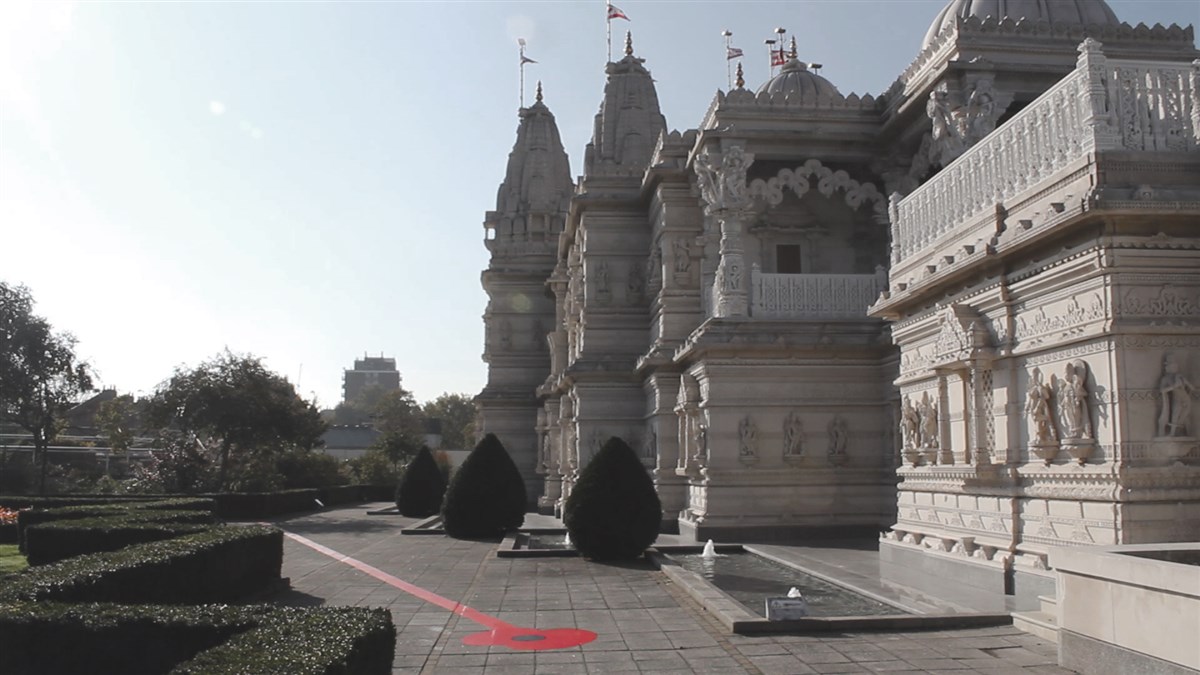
<box><xmin>441</xmin><ymin>434</ymin><xmax>526</xmax><ymax>539</ymax></box>
<box><xmin>172</xmin><ymin>605</ymin><xmax>395</xmax><ymax>675</ymax></box>
<box><xmin>564</xmin><ymin>436</ymin><xmax>662</xmax><ymax>561</ymax></box>
<box><xmin>17</xmin><ymin>498</ymin><xmax>217</xmax><ymax>551</ymax></box>
<box><xmin>0</xmin><ymin>602</ymin><xmax>396</xmax><ymax>675</ymax></box>
<box><xmin>395</xmin><ymin>447</ymin><xmax>446</xmax><ymax>517</ymax></box>
<box><xmin>2</xmin><ymin>486</ymin><xmax>392</xmax><ymax>521</ymax></box>
<box><xmin>0</xmin><ymin>525</ymin><xmax>282</xmax><ymax>604</ymax></box>
<box><xmin>25</xmin><ymin>510</ymin><xmax>218</xmax><ymax>566</ymax></box>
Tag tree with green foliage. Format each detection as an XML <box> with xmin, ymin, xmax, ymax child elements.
<box><xmin>395</xmin><ymin>446</ymin><xmax>446</xmax><ymax>517</ymax></box>
<box><xmin>0</xmin><ymin>282</ymin><xmax>95</xmax><ymax>494</ymax></box>
<box><xmin>96</xmin><ymin>394</ymin><xmax>139</xmax><ymax>454</ymax></box>
<box><xmin>147</xmin><ymin>350</ymin><xmax>327</xmax><ymax>490</ymax></box>
<box><xmin>421</xmin><ymin>393</ymin><xmax>475</xmax><ymax>450</ymax></box>
<box><xmin>441</xmin><ymin>433</ymin><xmax>526</xmax><ymax>539</ymax></box>
<box><xmin>564</xmin><ymin>436</ymin><xmax>662</xmax><ymax>561</ymax></box>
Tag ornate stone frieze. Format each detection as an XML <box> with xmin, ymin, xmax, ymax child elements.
<box><xmin>1023</xmin><ymin>340</ymin><xmax>1111</xmax><ymax>367</ymax></box>
<box><xmin>1120</xmin><ymin>285</ymin><xmax>1199</xmax><ymax>323</ymax></box>
<box><xmin>1013</xmin><ymin>294</ymin><xmax>1105</xmax><ymax>347</ymax></box>
<box><xmin>746</xmin><ymin>159</ymin><xmax>888</xmax><ymax>217</ymax></box>
<box><xmin>933</xmin><ymin>303</ymin><xmax>992</xmax><ymax>365</ymax></box>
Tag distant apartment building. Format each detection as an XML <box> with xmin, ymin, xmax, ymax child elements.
<box><xmin>342</xmin><ymin>354</ymin><xmax>401</xmax><ymax>404</ymax></box>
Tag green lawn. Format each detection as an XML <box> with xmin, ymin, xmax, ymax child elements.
<box><xmin>0</xmin><ymin>544</ymin><xmax>28</xmax><ymax>575</ymax></box>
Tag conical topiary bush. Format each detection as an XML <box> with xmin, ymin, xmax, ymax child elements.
<box><xmin>441</xmin><ymin>433</ymin><xmax>526</xmax><ymax>539</ymax></box>
<box><xmin>395</xmin><ymin>446</ymin><xmax>446</xmax><ymax>517</ymax></box>
<box><xmin>564</xmin><ymin>436</ymin><xmax>662</xmax><ymax>561</ymax></box>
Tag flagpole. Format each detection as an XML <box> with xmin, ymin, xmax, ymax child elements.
<box><xmin>519</xmin><ymin>40</ymin><xmax>526</xmax><ymax>108</ymax></box>
<box><xmin>722</xmin><ymin>30</ymin><xmax>732</xmax><ymax>91</ymax></box>
<box><xmin>764</xmin><ymin>39</ymin><xmax>776</xmax><ymax>77</ymax></box>
<box><xmin>606</xmin><ymin>2</ymin><xmax>612</xmax><ymax>63</ymax></box>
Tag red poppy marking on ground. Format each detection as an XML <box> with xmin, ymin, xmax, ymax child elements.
<box><xmin>282</xmin><ymin>530</ymin><xmax>596</xmax><ymax>651</ymax></box>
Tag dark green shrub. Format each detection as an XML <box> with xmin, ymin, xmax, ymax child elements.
<box><xmin>441</xmin><ymin>434</ymin><xmax>526</xmax><ymax>539</ymax></box>
<box><xmin>0</xmin><ymin>602</ymin><xmax>395</xmax><ymax>675</ymax></box>
<box><xmin>17</xmin><ymin>498</ymin><xmax>216</xmax><ymax>551</ymax></box>
<box><xmin>25</xmin><ymin>510</ymin><xmax>218</xmax><ymax>565</ymax></box>
<box><xmin>276</xmin><ymin>449</ymin><xmax>350</xmax><ymax>489</ymax></box>
<box><xmin>564</xmin><ymin>436</ymin><xmax>662</xmax><ymax>561</ymax></box>
<box><xmin>172</xmin><ymin>606</ymin><xmax>395</xmax><ymax>675</ymax></box>
<box><xmin>1</xmin><ymin>525</ymin><xmax>282</xmax><ymax>604</ymax></box>
<box><xmin>395</xmin><ymin>447</ymin><xmax>446</xmax><ymax>517</ymax></box>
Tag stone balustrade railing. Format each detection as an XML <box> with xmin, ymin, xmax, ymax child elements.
<box><xmin>751</xmin><ymin>269</ymin><xmax>885</xmax><ymax>319</ymax></box>
<box><xmin>892</xmin><ymin>41</ymin><xmax>1200</xmax><ymax>266</ymax></box>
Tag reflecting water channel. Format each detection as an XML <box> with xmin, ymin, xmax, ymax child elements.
<box><xmin>669</xmin><ymin>552</ymin><xmax>904</xmax><ymax>618</ymax></box>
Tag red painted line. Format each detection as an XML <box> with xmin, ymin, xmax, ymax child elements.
<box><xmin>281</xmin><ymin>529</ymin><xmax>597</xmax><ymax>651</ymax></box>
<box><xmin>282</xmin><ymin>530</ymin><xmax>502</xmax><ymax>629</ymax></box>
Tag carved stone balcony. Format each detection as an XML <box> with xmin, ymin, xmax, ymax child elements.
<box><xmin>884</xmin><ymin>41</ymin><xmax>1200</xmax><ymax>303</ymax></box>
<box><xmin>751</xmin><ymin>267</ymin><xmax>886</xmax><ymax>319</ymax></box>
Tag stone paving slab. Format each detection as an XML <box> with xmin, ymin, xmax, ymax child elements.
<box><xmin>271</xmin><ymin>504</ymin><xmax>1075</xmax><ymax>674</ymax></box>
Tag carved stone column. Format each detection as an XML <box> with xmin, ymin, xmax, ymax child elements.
<box><xmin>694</xmin><ymin>145</ymin><xmax>754</xmax><ymax>318</ymax></box>
<box><xmin>712</xmin><ymin>208</ymin><xmax>753</xmax><ymax>317</ymax></box>
<box><xmin>537</xmin><ymin>400</ymin><xmax>562</xmax><ymax>514</ymax></box>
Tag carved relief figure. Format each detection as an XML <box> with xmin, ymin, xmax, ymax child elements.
<box><xmin>626</xmin><ymin>263</ymin><xmax>645</xmax><ymax>303</ymax></box>
<box><xmin>783</xmin><ymin>411</ymin><xmax>804</xmax><ymax>457</ymax></box>
<box><xmin>595</xmin><ymin>262</ymin><xmax>610</xmax><ymax>294</ymax></box>
<box><xmin>901</xmin><ymin>396</ymin><xmax>920</xmax><ymax>449</ymax></box>
<box><xmin>1058</xmin><ymin>360</ymin><xmax>1093</xmax><ymax>440</ymax></box>
<box><xmin>695</xmin><ymin>422</ymin><xmax>709</xmax><ymax>465</ymax></box>
<box><xmin>673</xmin><ymin>236</ymin><xmax>691</xmax><ymax>274</ymax></box>
<box><xmin>498</xmin><ymin>319</ymin><xmax>513</xmax><ymax>350</ymax></box>
<box><xmin>918</xmin><ymin>393</ymin><xmax>939</xmax><ymax>449</ymax></box>
<box><xmin>738</xmin><ymin>415</ymin><xmax>758</xmax><ymax>458</ymax></box>
<box><xmin>644</xmin><ymin>426</ymin><xmax>657</xmax><ymax>460</ymax></box>
<box><xmin>1025</xmin><ymin>367</ymin><xmax>1058</xmax><ymax>445</ymax></box>
<box><xmin>1158</xmin><ymin>353</ymin><xmax>1196</xmax><ymax>437</ymax></box>
<box><xmin>828</xmin><ymin>415</ymin><xmax>849</xmax><ymax>457</ymax></box>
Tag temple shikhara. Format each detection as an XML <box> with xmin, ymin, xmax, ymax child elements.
<box><xmin>477</xmin><ymin>0</ymin><xmax>1199</xmax><ymax>614</ymax></box>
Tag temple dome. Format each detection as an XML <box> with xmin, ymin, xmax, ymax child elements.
<box><xmin>755</xmin><ymin>58</ymin><xmax>841</xmax><ymax>98</ymax></box>
<box><xmin>923</xmin><ymin>0</ymin><xmax>1121</xmax><ymax>48</ymax></box>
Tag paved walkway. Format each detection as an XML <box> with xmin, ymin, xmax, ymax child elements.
<box><xmin>271</xmin><ymin>503</ymin><xmax>1073</xmax><ymax>674</ymax></box>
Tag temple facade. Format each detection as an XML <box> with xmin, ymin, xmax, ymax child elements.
<box><xmin>479</xmin><ymin>0</ymin><xmax>1199</xmax><ymax>599</ymax></box>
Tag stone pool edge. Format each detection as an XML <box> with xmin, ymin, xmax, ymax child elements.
<box><xmin>651</xmin><ymin>552</ymin><xmax>1012</xmax><ymax>635</ymax></box>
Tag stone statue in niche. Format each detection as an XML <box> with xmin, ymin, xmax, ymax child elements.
<box><xmin>673</xmin><ymin>236</ymin><xmax>691</xmax><ymax>274</ymax></box>
<box><xmin>738</xmin><ymin>415</ymin><xmax>758</xmax><ymax>459</ymax></box>
<box><xmin>595</xmin><ymin>262</ymin><xmax>610</xmax><ymax>294</ymax></box>
<box><xmin>828</xmin><ymin>415</ymin><xmax>849</xmax><ymax>466</ymax></box>
<box><xmin>918</xmin><ymin>393</ymin><xmax>939</xmax><ymax>451</ymax></box>
<box><xmin>695</xmin><ymin>422</ymin><xmax>709</xmax><ymax>467</ymax></box>
<box><xmin>643</xmin><ymin>426</ymin><xmax>657</xmax><ymax>460</ymax></box>
<box><xmin>1025</xmin><ymin>367</ymin><xmax>1058</xmax><ymax>445</ymax></box>
<box><xmin>498</xmin><ymin>319</ymin><xmax>512</xmax><ymax>350</ymax></box>
<box><xmin>901</xmin><ymin>396</ymin><xmax>920</xmax><ymax>450</ymax></box>
<box><xmin>626</xmin><ymin>264</ymin><xmax>645</xmax><ymax>304</ymax></box>
<box><xmin>1058</xmin><ymin>360</ymin><xmax>1093</xmax><ymax>441</ymax></box>
<box><xmin>1158</xmin><ymin>353</ymin><xmax>1196</xmax><ymax>437</ymax></box>
<box><xmin>783</xmin><ymin>411</ymin><xmax>804</xmax><ymax>457</ymax></box>
<box><xmin>646</xmin><ymin>245</ymin><xmax>662</xmax><ymax>286</ymax></box>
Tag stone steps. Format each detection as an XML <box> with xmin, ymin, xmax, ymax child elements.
<box><xmin>1012</xmin><ymin>594</ymin><xmax>1058</xmax><ymax>643</ymax></box>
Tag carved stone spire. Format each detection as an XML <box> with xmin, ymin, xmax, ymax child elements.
<box><xmin>735</xmin><ymin>61</ymin><xmax>745</xmax><ymax>89</ymax></box>
<box><xmin>583</xmin><ymin>32</ymin><xmax>667</xmax><ymax>177</ymax></box>
<box><xmin>488</xmin><ymin>90</ymin><xmax>573</xmax><ymax>257</ymax></box>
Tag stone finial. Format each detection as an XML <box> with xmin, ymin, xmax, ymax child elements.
<box><xmin>735</xmin><ymin>61</ymin><xmax>745</xmax><ymax>89</ymax></box>
<box><xmin>536</xmin><ymin>80</ymin><xmax>543</xmax><ymax>103</ymax></box>
<box><xmin>789</xmin><ymin>36</ymin><xmax>797</xmax><ymax>59</ymax></box>
<box><xmin>625</xmin><ymin>31</ymin><xmax>633</xmax><ymax>57</ymax></box>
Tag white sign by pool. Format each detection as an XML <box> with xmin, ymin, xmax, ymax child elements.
<box><xmin>766</xmin><ymin>597</ymin><xmax>809</xmax><ymax>621</ymax></box>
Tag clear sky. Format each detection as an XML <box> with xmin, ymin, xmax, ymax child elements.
<box><xmin>2</xmin><ymin>0</ymin><xmax>1196</xmax><ymax>408</ymax></box>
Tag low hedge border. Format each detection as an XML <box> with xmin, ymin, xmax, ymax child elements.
<box><xmin>25</xmin><ymin>510</ymin><xmax>219</xmax><ymax>566</ymax></box>
<box><xmin>0</xmin><ymin>525</ymin><xmax>282</xmax><ymax>604</ymax></box>
<box><xmin>17</xmin><ymin>499</ymin><xmax>218</xmax><ymax>551</ymax></box>
<box><xmin>0</xmin><ymin>602</ymin><xmax>395</xmax><ymax>675</ymax></box>
<box><xmin>2</xmin><ymin>485</ymin><xmax>393</xmax><ymax>521</ymax></box>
